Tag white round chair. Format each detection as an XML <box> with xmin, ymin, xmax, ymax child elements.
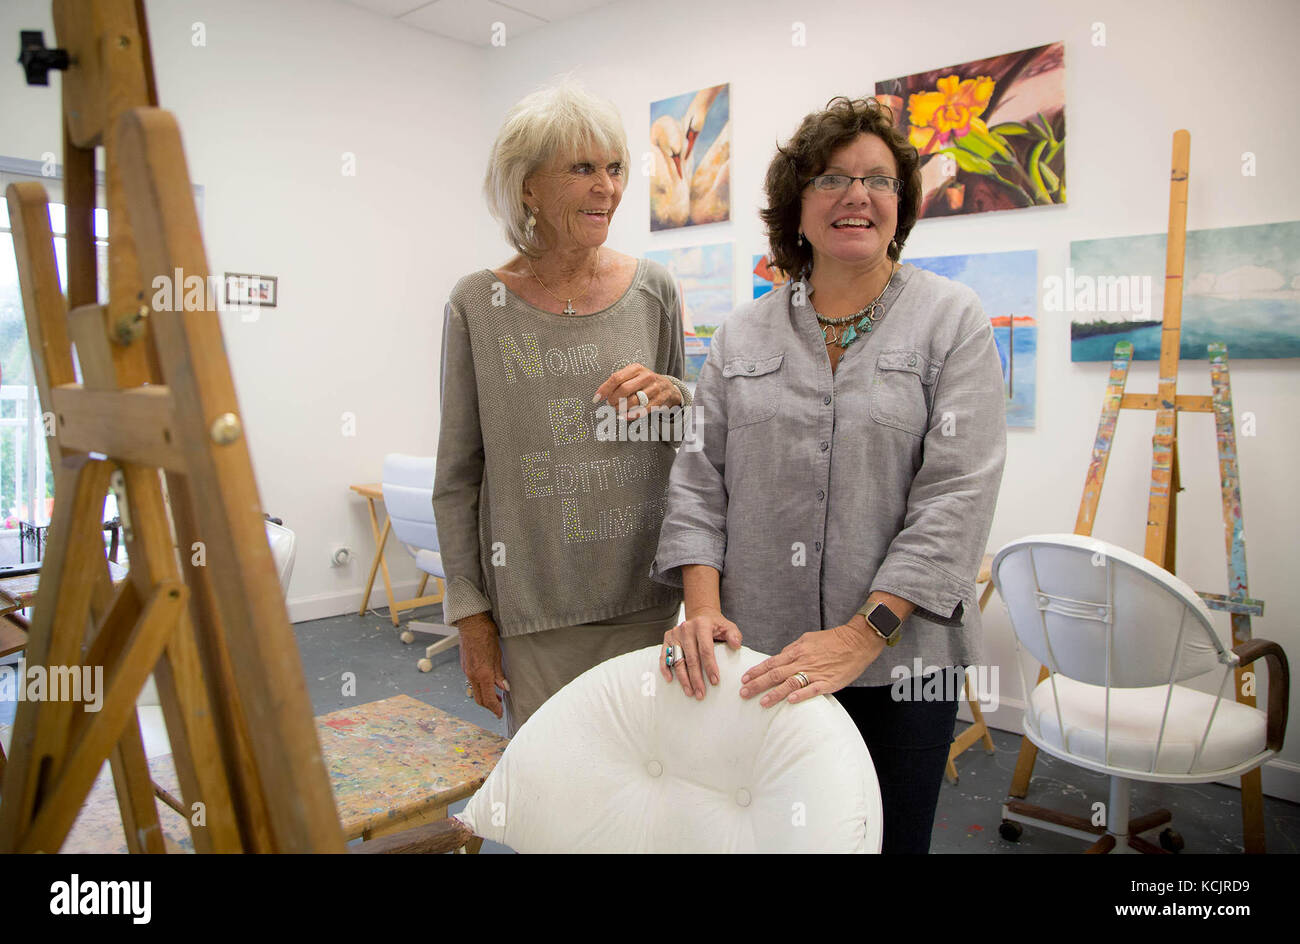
<box><xmin>992</xmin><ymin>533</ymin><xmax>1289</xmax><ymax>853</ymax></box>
<box><xmin>455</xmin><ymin>643</ymin><xmax>883</xmax><ymax>853</ymax></box>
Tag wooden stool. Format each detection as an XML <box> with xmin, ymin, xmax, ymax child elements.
<box><xmin>945</xmin><ymin>553</ymin><xmax>998</xmax><ymax>784</ymax></box>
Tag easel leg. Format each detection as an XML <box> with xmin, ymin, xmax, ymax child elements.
<box><xmin>110</xmin><ymin>716</ymin><xmax>166</xmax><ymax>854</ymax></box>
<box><xmin>1009</xmin><ymin>665</ymin><xmax>1049</xmax><ymax>798</ymax></box>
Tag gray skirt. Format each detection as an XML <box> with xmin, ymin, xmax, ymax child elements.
<box><xmin>499</xmin><ymin>600</ymin><xmax>680</xmax><ymax>737</ymax></box>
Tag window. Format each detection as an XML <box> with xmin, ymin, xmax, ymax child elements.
<box><xmin>0</xmin><ymin>157</ymin><xmax>203</xmax><ymax>561</ymax></box>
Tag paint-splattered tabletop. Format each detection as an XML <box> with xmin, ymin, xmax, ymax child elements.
<box><xmin>56</xmin><ymin>694</ymin><xmax>508</xmax><ymax>852</ymax></box>
<box><xmin>318</xmin><ymin>694</ymin><xmax>508</xmax><ymax>839</ymax></box>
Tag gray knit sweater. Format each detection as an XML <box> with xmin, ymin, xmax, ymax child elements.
<box><xmin>433</xmin><ymin>259</ymin><xmax>689</xmax><ymax>636</ymax></box>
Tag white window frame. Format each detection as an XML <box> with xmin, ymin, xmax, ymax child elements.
<box><xmin>0</xmin><ymin>156</ymin><xmax>203</xmax><ymax>556</ymax></box>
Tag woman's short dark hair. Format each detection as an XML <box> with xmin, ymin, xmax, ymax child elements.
<box><xmin>761</xmin><ymin>96</ymin><xmax>921</xmax><ymax>276</ymax></box>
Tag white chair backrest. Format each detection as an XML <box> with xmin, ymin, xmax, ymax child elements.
<box><xmin>381</xmin><ymin>454</ymin><xmax>439</xmax><ymax>555</ymax></box>
<box><xmin>992</xmin><ymin>533</ymin><xmax>1228</xmax><ymax>688</ymax></box>
<box><xmin>457</xmin><ymin>644</ymin><xmax>882</xmax><ymax>853</ymax></box>
<box><xmin>264</xmin><ymin>518</ymin><xmax>296</xmax><ymax>598</ymax></box>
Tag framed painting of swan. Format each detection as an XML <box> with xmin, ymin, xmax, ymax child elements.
<box><xmin>650</xmin><ymin>83</ymin><xmax>731</xmax><ymax>231</ymax></box>
<box><xmin>875</xmin><ymin>42</ymin><xmax>1065</xmax><ymax>220</ymax></box>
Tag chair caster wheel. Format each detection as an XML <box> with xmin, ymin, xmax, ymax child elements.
<box><xmin>400</xmin><ymin>630</ymin><xmax>414</xmax><ymax>644</ymax></box>
<box><xmin>417</xmin><ymin>658</ymin><xmax>433</xmax><ymax>673</ymax></box>
<box><xmin>1159</xmin><ymin>828</ymin><xmax>1184</xmax><ymax>853</ymax></box>
<box><xmin>999</xmin><ymin>820</ymin><xmax>1023</xmax><ymax>842</ymax></box>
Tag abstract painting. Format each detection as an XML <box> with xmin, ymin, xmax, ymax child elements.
<box><xmin>752</xmin><ymin>253</ymin><xmax>790</xmax><ymax>299</ymax></box>
<box><xmin>876</xmin><ymin>42</ymin><xmax>1065</xmax><ymax>220</ymax></box>
<box><xmin>1068</xmin><ymin>220</ymin><xmax>1300</xmax><ymax>360</ymax></box>
<box><xmin>650</xmin><ymin>83</ymin><xmax>730</xmax><ymax>231</ymax></box>
<box><xmin>646</xmin><ymin>242</ymin><xmax>734</xmax><ymax>382</ymax></box>
<box><xmin>906</xmin><ymin>250</ymin><xmax>1038</xmax><ymax>427</ymax></box>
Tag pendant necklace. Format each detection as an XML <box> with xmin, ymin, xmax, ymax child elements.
<box><xmin>529</xmin><ymin>250</ymin><xmax>600</xmax><ymax>315</ymax></box>
<box><xmin>813</xmin><ymin>262</ymin><xmax>899</xmax><ymax>351</ymax></box>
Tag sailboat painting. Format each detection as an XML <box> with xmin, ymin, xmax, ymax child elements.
<box><xmin>906</xmin><ymin>249</ymin><xmax>1038</xmax><ymax>427</ymax></box>
<box><xmin>650</xmin><ymin>84</ymin><xmax>731</xmax><ymax>231</ymax></box>
<box><xmin>1068</xmin><ymin>221</ymin><xmax>1300</xmax><ymax>361</ymax></box>
<box><xmin>647</xmin><ymin>242</ymin><xmax>733</xmax><ymax>383</ymax></box>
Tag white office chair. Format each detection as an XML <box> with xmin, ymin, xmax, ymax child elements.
<box><xmin>454</xmin><ymin>644</ymin><xmax>883</xmax><ymax>853</ymax></box>
<box><xmin>992</xmin><ymin>533</ymin><xmax>1289</xmax><ymax>853</ymax></box>
<box><xmin>381</xmin><ymin>453</ymin><xmax>458</xmax><ymax>672</ymax></box>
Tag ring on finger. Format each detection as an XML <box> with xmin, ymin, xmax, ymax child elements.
<box><xmin>792</xmin><ymin>672</ymin><xmax>810</xmax><ymax>689</ymax></box>
<box><xmin>665</xmin><ymin>644</ymin><xmax>679</xmax><ymax>669</ymax></box>
<box><xmin>636</xmin><ymin>389</ymin><xmax>649</xmax><ymax>408</ymax></box>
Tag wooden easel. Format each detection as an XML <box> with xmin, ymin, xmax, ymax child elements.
<box><xmin>0</xmin><ymin>0</ymin><xmax>348</xmax><ymax>853</ymax></box>
<box><xmin>1005</xmin><ymin>130</ymin><xmax>1269</xmax><ymax>853</ymax></box>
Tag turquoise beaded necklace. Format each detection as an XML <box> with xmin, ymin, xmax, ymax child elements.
<box><xmin>812</xmin><ymin>263</ymin><xmax>899</xmax><ymax>351</ymax></box>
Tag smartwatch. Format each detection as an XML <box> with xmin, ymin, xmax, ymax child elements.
<box><xmin>864</xmin><ymin>603</ymin><xmax>903</xmax><ymax>647</ymax></box>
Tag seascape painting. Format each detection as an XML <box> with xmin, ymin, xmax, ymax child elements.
<box><xmin>876</xmin><ymin>42</ymin><xmax>1065</xmax><ymax>220</ymax></box>
<box><xmin>1068</xmin><ymin>221</ymin><xmax>1300</xmax><ymax>361</ymax></box>
<box><xmin>752</xmin><ymin>253</ymin><xmax>790</xmax><ymax>299</ymax></box>
<box><xmin>646</xmin><ymin>242</ymin><xmax>733</xmax><ymax>383</ymax></box>
<box><xmin>907</xmin><ymin>250</ymin><xmax>1038</xmax><ymax>427</ymax></box>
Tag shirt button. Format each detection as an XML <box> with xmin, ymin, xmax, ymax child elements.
<box><xmin>820</xmin><ymin>441</ymin><xmax>828</xmax><ymax>451</ymax></box>
<box><xmin>907</xmin><ymin>354</ymin><xmax>918</xmax><ymax>367</ymax></box>
<box><xmin>745</xmin><ymin>364</ymin><xmax>755</xmax><ymax>373</ymax></box>
<box><xmin>817</xmin><ymin>489</ymin><xmax>825</xmax><ymax>501</ymax></box>
<box><xmin>823</xmin><ymin>395</ymin><xmax>832</xmax><ymax>405</ymax></box>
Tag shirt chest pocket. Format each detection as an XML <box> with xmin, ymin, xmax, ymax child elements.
<box><xmin>869</xmin><ymin>350</ymin><xmax>939</xmax><ymax>437</ymax></box>
<box><xmin>722</xmin><ymin>352</ymin><xmax>785</xmax><ymax>429</ymax></box>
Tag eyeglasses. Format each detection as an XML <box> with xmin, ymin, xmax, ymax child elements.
<box><xmin>805</xmin><ymin>174</ymin><xmax>903</xmax><ymax>196</ymax></box>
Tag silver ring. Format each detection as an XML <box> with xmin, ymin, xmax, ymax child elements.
<box><xmin>792</xmin><ymin>672</ymin><xmax>810</xmax><ymax>689</ymax></box>
<box><xmin>636</xmin><ymin>389</ymin><xmax>649</xmax><ymax>408</ymax></box>
<box><xmin>665</xmin><ymin>645</ymin><xmax>678</xmax><ymax>669</ymax></box>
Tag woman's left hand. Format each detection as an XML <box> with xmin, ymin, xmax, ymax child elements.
<box><xmin>740</xmin><ymin>619</ymin><xmax>886</xmax><ymax>707</ymax></box>
<box><xmin>593</xmin><ymin>363</ymin><xmax>682</xmax><ymax>421</ymax></box>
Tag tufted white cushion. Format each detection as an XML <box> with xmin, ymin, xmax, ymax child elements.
<box><xmin>456</xmin><ymin>644</ymin><xmax>882</xmax><ymax>853</ymax></box>
<box><xmin>1027</xmin><ymin>675</ymin><xmax>1267</xmax><ymax>775</ymax></box>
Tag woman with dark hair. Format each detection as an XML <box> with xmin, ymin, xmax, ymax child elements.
<box><xmin>650</xmin><ymin>97</ymin><xmax>1007</xmax><ymax>853</ymax></box>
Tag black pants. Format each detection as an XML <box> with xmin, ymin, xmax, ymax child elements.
<box><xmin>834</xmin><ymin>671</ymin><xmax>961</xmax><ymax>854</ymax></box>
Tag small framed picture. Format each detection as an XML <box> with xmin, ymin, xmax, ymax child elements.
<box><xmin>225</xmin><ymin>272</ymin><xmax>278</xmax><ymax>307</ymax></box>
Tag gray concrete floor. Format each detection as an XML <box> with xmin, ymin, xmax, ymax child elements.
<box><xmin>296</xmin><ymin>600</ymin><xmax>1300</xmax><ymax>855</ymax></box>
<box><xmin>3</xmin><ymin>592</ymin><xmax>1295</xmax><ymax>853</ymax></box>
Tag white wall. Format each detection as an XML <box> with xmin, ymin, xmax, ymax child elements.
<box><xmin>1</xmin><ymin>0</ymin><xmax>1296</xmax><ymax>797</ymax></box>
<box><xmin>478</xmin><ymin>0</ymin><xmax>1300</xmax><ymax>797</ymax></box>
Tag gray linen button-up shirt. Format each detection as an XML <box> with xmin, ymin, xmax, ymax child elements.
<box><xmin>649</xmin><ymin>263</ymin><xmax>1007</xmax><ymax>687</ymax></box>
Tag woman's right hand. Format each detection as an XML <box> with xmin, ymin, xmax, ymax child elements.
<box><xmin>661</xmin><ymin>607</ymin><xmax>743</xmax><ymax>700</ymax></box>
<box><xmin>457</xmin><ymin>612</ymin><xmax>509</xmax><ymax>719</ymax></box>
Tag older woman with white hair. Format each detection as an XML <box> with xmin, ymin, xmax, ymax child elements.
<box><xmin>433</xmin><ymin>81</ymin><xmax>692</xmax><ymax>736</ymax></box>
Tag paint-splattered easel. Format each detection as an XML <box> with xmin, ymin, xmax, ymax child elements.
<box><xmin>0</xmin><ymin>0</ymin><xmax>357</xmax><ymax>854</ymax></box>
<box><xmin>1002</xmin><ymin>130</ymin><xmax>1271</xmax><ymax>853</ymax></box>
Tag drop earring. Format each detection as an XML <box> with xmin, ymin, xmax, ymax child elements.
<box><xmin>797</xmin><ymin>230</ymin><xmax>805</xmax><ymax>247</ymax></box>
<box><xmin>525</xmin><ymin>206</ymin><xmax>538</xmax><ymax>240</ymax></box>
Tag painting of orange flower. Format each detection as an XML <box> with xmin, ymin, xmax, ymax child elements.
<box><xmin>876</xmin><ymin>42</ymin><xmax>1065</xmax><ymax>219</ymax></box>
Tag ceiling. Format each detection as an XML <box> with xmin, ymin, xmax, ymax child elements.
<box><xmin>338</xmin><ymin>0</ymin><xmax>618</xmax><ymax>47</ymax></box>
